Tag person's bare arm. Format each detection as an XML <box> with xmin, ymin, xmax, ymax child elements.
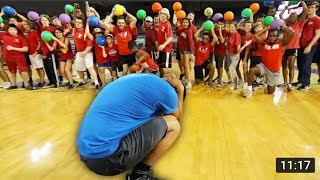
<box><xmin>255</xmin><ymin>27</ymin><xmax>269</xmax><ymax>44</ymax></box>
<box><xmin>299</xmin><ymin>1</ymin><xmax>307</xmax><ymax>22</ymax></box>
<box><xmin>279</xmin><ymin>6</ymin><xmax>288</xmax><ymax>20</ymax></box>
<box><xmin>194</xmin><ymin>26</ymin><xmax>203</xmax><ymax>43</ymax></box>
<box><xmin>104</xmin><ymin>12</ymin><xmax>114</xmax><ymax>33</ymax></box>
<box><xmin>303</xmin><ymin>29</ymin><xmax>320</xmax><ymax>54</ymax></box>
<box><xmin>239</xmin><ymin>40</ymin><xmax>253</xmax><ymax>53</ymax></box>
<box><xmin>15</xmin><ymin>10</ymin><xmax>27</xmax><ymax>21</ymax></box>
<box><xmin>45</xmin><ymin>41</ymin><xmax>57</xmax><ymax>52</ymax></box>
<box><xmin>173</xmin><ymin>12</ymin><xmax>178</xmax><ymax>25</ymax></box>
<box><xmin>53</xmin><ymin>36</ymin><xmax>69</xmax><ymax>49</ymax></box>
<box><xmin>282</xmin><ymin>26</ymin><xmax>294</xmax><ymax>48</ymax></box>
<box><xmin>211</xmin><ymin>28</ymin><xmax>218</xmax><ymax>46</ymax></box>
<box><xmin>163</xmin><ymin>73</ymin><xmax>184</xmax><ymax>120</ymax></box>
<box><xmin>124</xmin><ymin>9</ymin><xmax>137</xmax><ymax>29</ymax></box>
<box><xmin>7</xmin><ymin>46</ymin><xmax>28</xmax><ymax>52</ymax></box>
<box><xmin>99</xmin><ymin>45</ymin><xmax>107</xmax><ymax>58</ymax></box>
<box><xmin>85</xmin><ymin>1</ymin><xmax>90</xmax><ymax>17</ymax></box>
<box><xmin>85</xmin><ymin>23</ymin><xmax>94</xmax><ymax>41</ymax></box>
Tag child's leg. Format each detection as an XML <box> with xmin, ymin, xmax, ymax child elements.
<box><xmin>65</xmin><ymin>60</ymin><xmax>73</xmax><ymax>84</ymax></box>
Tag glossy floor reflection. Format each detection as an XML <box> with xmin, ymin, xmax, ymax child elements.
<box><xmin>0</xmin><ymin>62</ymin><xmax>320</xmax><ymax>180</ymax></box>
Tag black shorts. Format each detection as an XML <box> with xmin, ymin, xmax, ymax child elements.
<box><xmin>284</xmin><ymin>48</ymin><xmax>298</xmax><ymax>57</ymax></box>
<box><xmin>194</xmin><ymin>60</ymin><xmax>211</xmax><ymax>80</ymax></box>
<box><xmin>146</xmin><ymin>51</ymin><xmax>156</xmax><ymax>62</ymax></box>
<box><xmin>176</xmin><ymin>50</ymin><xmax>180</xmax><ymax>61</ymax></box>
<box><xmin>80</xmin><ymin>116</ymin><xmax>167</xmax><ymax>176</ymax></box>
<box><xmin>25</xmin><ymin>53</ymin><xmax>31</xmax><ymax>66</ymax></box>
<box><xmin>250</xmin><ymin>56</ymin><xmax>262</xmax><ymax>68</ymax></box>
<box><xmin>111</xmin><ymin>59</ymin><xmax>125</xmax><ymax>71</ymax></box>
<box><xmin>312</xmin><ymin>48</ymin><xmax>320</xmax><ymax>63</ymax></box>
<box><xmin>215</xmin><ymin>55</ymin><xmax>224</xmax><ymax>69</ymax></box>
<box><xmin>119</xmin><ymin>54</ymin><xmax>136</xmax><ymax>67</ymax></box>
<box><xmin>157</xmin><ymin>52</ymin><xmax>172</xmax><ymax>68</ymax></box>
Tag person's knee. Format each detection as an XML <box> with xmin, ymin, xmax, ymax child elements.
<box><xmin>162</xmin><ymin>115</ymin><xmax>180</xmax><ymax>134</ymax></box>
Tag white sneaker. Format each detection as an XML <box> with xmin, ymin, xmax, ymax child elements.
<box><xmin>243</xmin><ymin>82</ymin><xmax>248</xmax><ymax>89</ymax></box>
<box><xmin>3</xmin><ymin>82</ymin><xmax>11</xmax><ymax>89</ymax></box>
<box><xmin>243</xmin><ymin>89</ymin><xmax>252</xmax><ymax>97</ymax></box>
<box><xmin>230</xmin><ymin>83</ymin><xmax>237</xmax><ymax>90</ymax></box>
<box><xmin>185</xmin><ymin>82</ymin><xmax>192</xmax><ymax>89</ymax></box>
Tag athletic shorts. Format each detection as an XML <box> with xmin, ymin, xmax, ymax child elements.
<box><xmin>194</xmin><ymin>60</ymin><xmax>211</xmax><ymax>80</ymax></box>
<box><xmin>98</xmin><ymin>62</ymin><xmax>112</xmax><ymax>68</ymax></box>
<box><xmin>119</xmin><ymin>54</ymin><xmax>135</xmax><ymax>67</ymax></box>
<box><xmin>179</xmin><ymin>51</ymin><xmax>190</xmax><ymax>55</ymax></box>
<box><xmin>29</xmin><ymin>54</ymin><xmax>44</xmax><ymax>69</ymax></box>
<box><xmin>257</xmin><ymin>63</ymin><xmax>280</xmax><ymax>86</ymax></box>
<box><xmin>5</xmin><ymin>57</ymin><xmax>28</xmax><ymax>73</ymax></box>
<box><xmin>80</xmin><ymin>116</ymin><xmax>168</xmax><ymax>176</ymax></box>
<box><xmin>157</xmin><ymin>52</ymin><xmax>172</xmax><ymax>68</ymax></box>
<box><xmin>75</xmin><ymin>52</ymin><xmax>94</xmax><ymax>71</ymax></box>
<box><xmin>146</xmin><ymin>51</ymin><xmax>156</xmax><ymax>62</ymax></box>
<box><xmin>312</xmin><ymin>48</ymin><xmax>320</xmax><ymax>63</ymax></box>
<box><xmin>250</xmin><ymin>56</ymin><xmax>262</xmax><ymax>68</ymax></box>
<box><xmin>284</xmin><ymin>48</ymin><xmax>298</xmax><ymax>57</ymax></box>
<box><xmin>215</xmin><ymin>55</ymin><xmax>224</xmax><ymax>69</ymax></box>
<box><xmin>176</xmin><ymin>50</ymin><xmax>181</xmax><ymax>61</ymax></box>
<box><xmin>111</xmin><ymin>59</ymin><xmax>125</xmax><ymax>71</ymax></box>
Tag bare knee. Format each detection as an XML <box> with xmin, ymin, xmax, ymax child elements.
<box><xmin>162</xmin><ymin>115</ymin><xmax>180</xmax><ymax>134</ymax></box>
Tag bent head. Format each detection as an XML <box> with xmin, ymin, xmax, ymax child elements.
<box><xmin>128</xmin><ymin>40</ymin><xmax>138</xmax><ymax>53</ymax></box>
<box><xmin>268</xmin><ymin>30</ymin><xmax>279</xmax><ymax>44</ymax></box>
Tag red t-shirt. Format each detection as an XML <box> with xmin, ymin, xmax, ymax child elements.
<box><xmin>251</xmin><ymin>32</ymin><xmax>267</xmax><ymax>57</ymax></box>
<box><xmin>157</xmin><ymin>21</ymin><xmax>173</xmax><ymax>52</ymax></box>
<box><xmin>136</xmin><ymin>49</ymin><xmax>159</xmax><ymax>71</ymax></box>
<box><xmin>72</xmin><ymin>28</ymin><xmax>93</xmax><ymax>52</ymax></box>
<box><xmin>195</xmin><ymin>41</ymin><xmax>213</xmax><ymax>66</ymax></box>
<box><xmin>227</xmin><ymin>32</ymin><xmax>241</xmax><ymax>54</ymax></box>
<box><xmin>0</xmin><ymin>33</ymin><xmax>28</xmax><ymax>59</ymax></box>
<box><xmin>105</xmin><ymin>43</ymin><xmax>119</xmax><ymax>62</ymax></box>
<box><xmin>241</xmin><ymin>32</ymin><xmax>255</xmax><ymax>56</ymax></box>
<box><xmin>286</xmin><ymin>20</ymin><xmax>305</xmax><ymax>49</ymax></box>
<box><xmin>262</xmin><ymin>40</ymin><xmax>285</xmax><ymax>72</ymax></box>
<box><xmin>57</xmin><ymin>37</ymin><xmax>74</xmax><ymax>61</ymax></box>
<box><xmin>112</xmin><ymin>26</ymin><xmax>133</xmax><ymax>55</ymax></box>
<box><xmin>145</xmin><ymin>28</ymin><xmax>157</xmax><ymax>51</ymax></box>
<box><xmin>300</xmin><ymin>16</ymin><xmax>320</xmax><ymax>48</ymax></box>
<box><xmin>214</xmin><ymin>29</ymin><xmax>228</xmax><ymax>56</ymax></box>
<box><xmin>25</xmin><ymin>30</ymin><xmax>40</xmax><ymax>55</ymax></box>
<box><xmin>176</xmin><ymin>26</ymin><xmax>194</xmax><ymax>53</ymax></box>
<box><xmin>93</xmin><ymin>38</ymin><xmax>109</xmax><ymax>64</ymax></box>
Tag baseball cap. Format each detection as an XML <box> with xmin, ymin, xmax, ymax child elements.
<box><xmin>145</xmin><ymin>16</ymin><xmax>153</xmax><ymax>22</ymax></box>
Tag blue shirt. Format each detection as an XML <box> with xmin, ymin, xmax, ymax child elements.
<box><xmin>77</xmin><ymin>74</ymin><xmax>178</xmax><ymax>158</ymax></box>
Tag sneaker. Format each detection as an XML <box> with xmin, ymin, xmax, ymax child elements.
<box><xmin>279</xmin><ymin>83</ymin><xmax>288</xmax><ymax>87</ymax></box>
<box><xmin>95</xmin><ymin>84</ymin><xmax>101</xmax><ymax>90</ymax></box>
<box><xmin>29</xmin><ymin>80</ymin><xmax>34</xmax><ymax>87</ymax></box>
<box><xmin>182</xmin><ymin>78</ymin><xmax>187</xmax><ymax>86</ymax></box>
<box><xmin>243</xmin><ymin>89</ymin><xmax>252</xmax><ymax>97</ymax></box>
<box><xmin>63</xmin><ymin>82</ymin><xmax>70</xmax><ymax>87</ymax></box>
<box><xmin>68</xmin><ymin>84</ymin><xmax>75</xmax><ymax>90</ymax></box>
<box><xmin>243</xmin><ymin>82</ymin><xmax>248</xmax><ymax>90</ymax></box>
<box><xmin>287</xmin><ymin>84</ymin><xmax>293</xmax><ymax>92</ymax></box>
<box><xmin>25</xmin><ymin>86</ymin><xmax>36</xmax><ymax>90</ymax></box>
<box><xmin>237</xmin><ymin>79</ymin><xmax>243</xmax><ymax>85</ymax></box>
<box><xmin>59</xmin><ymin>81</ymin><xmax>64</xmax><ymax>87</ymax></box>
<box><xmin>78</xmin><ymin>82</ymin><xmax>86</xmax><ymax>86</ymax></box>
<box><xmin>6</xmin><ymin>85</ymin><xmax>17</xmax><ymax>90</ymax></box>
<box><xmin>253</xmin><ymin>80</ymin><xmax>259</xmax><ymax>86</ymax></box>
<box><xmin>298</xmin><ymin>85</ymin><xmax>310</xmax><ymax>91</ymax></box>
<box><xmin>2</xmin><ymin>82</ymin><xmax>11</xmax><ymax>89</ymax></box>
<box><xmin>50</xmin><ymin>84</ymin><xmax>58</xmax><ymax>88</ymax></box>
<box><xmin>36</xmin><ymin>82</ymin><xmax>45</xmax><ymax>88</ymax></box>
<box><xmin>208</xmin><ymin>82</ymin><xmax>215</xmax><ymax>89</ymax></box>
<box><xmin>73</xmin><ymin>79</ymin><xmax>79</xmax><ymax>84</ymax></box>
<box><xmin>230</xmin><ymin>83</ymin><xmax>237</xmax><ymax>90</ymax></box>
<box><xmin>223</xmin><ymin>80</ymin><xmax>231</xmax><ymax>84</ymax></box>
<box><xmin>292</xmin><ymin>82</ymin><xmax>301</xmax><ymax>87</ymax></box>
<box><xmin>185</xmin><ymin>82</ymin><xmax>192</xmax><ymax>89</ymax></box>
<box><xmin>126</xmin><ymin>170</ymin><xmax>159</xmax><ymax>180</ymax></box>
<box><xmin>179</xmin><ymin>74</ymin><xmax>184</xmax><ymax>80</ymax></box>
<box><xmin>217</xmin><ymin>82</ymin><xmax>222</xmax><ymax>87</ymax></box>
<box><xmin>213</xmin><ymin>77</ymin><xmax>219</xmax><ymax>82</ymax></box>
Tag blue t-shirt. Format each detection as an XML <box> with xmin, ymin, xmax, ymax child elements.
<box><xmin>77</xmin><ymin>74</ymin><xmax>178</xmax><ymax>158</ymax></box>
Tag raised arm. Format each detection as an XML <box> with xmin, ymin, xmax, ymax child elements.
<box><xmin>194</xmin><ymin>26</ymin><xmax>203</xmax><ymax>43</ymax></box>
<box><xmin>279</xmin><ymin>6</ymin><xmax>288</xmax><ymax>20</ymax></box>
<box><xmin>282</xmin><ymin>26</ymin><xmax>294</xmax><ymax>48</ymax></box>
<box><xmin>124</xmin><ymin>9</ymin><xmax>137</xmax><ymax>29</ymax></box>
<box><xmin>240</xmin><ymin>39</ymin><xmax>253</xmax><ymax>53</ymax></box>
<box><xmin>52</xmin><ymin>36</ymin><xmax>69</xmax><ymax>49</ymax></box>
<box><xmin>254</xmin><ymin>26</ymin><xmax>269</xmax><ymax>44</ymax></box>
<box><xmin>104</xmin><ymin>12</ymin><xmax>114</xmax><ymax>32</ymax></box>
<box><xmin>211</xmin><ymin>28</ymin><xmax>218</xmax><ymax>46</ymax></box>
<box><xmin>173</xmin><ymin>12</ymin><xmax>178</xmax><ymax>26</ymax></box>
<box><xmin>299</xmin><ymin>1</ymin><xmax>307</xmax><ymax>22</ymax></box>
<box><xmin>85</xmin><ymin>23</ymin><xmax>94</xmax><ymax>41</ymax></box>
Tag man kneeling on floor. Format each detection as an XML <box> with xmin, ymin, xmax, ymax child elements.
<box><xmin>77</xmin><ymin>73</ymin><xmax>186</xmax><ymax>180</ymax></box>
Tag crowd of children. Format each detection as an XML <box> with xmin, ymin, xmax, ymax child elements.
<box><xmin>0</xmin><ymin>1</ymin><xmax>319</xmax><ymax>97</ymax></box>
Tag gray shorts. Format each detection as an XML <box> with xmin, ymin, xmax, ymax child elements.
<box><xmin>256</xmin><ymin>63</ymin><xmax>280</xmax><ymax>86</ymax></box>
<box><xmin>80</xmin><ymin>116</ymin><xmax>168</xmax><ymax>176</ymax></box>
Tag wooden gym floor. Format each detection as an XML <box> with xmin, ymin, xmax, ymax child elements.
<box><xmin>1</xmin><ymin>59</ymin><xmax>320</xmax><ymax>180</ymax></box>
